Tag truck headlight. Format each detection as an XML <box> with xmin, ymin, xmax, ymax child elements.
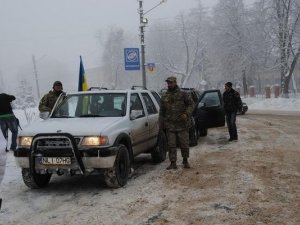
<box><xmin>18</xmin><ymin>136</ymin><xmax>33</xmax><ymax>147</ymax></box>
<box><xmin>81</xmin><ymin>136</ymin><xmax>109</xmax><ymax>146</ymax></box>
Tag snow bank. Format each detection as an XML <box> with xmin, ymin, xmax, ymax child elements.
<box><xmin>243</xmin><ymin>97</ymin><xmax>300</xmax><ymax>111</ymax></box>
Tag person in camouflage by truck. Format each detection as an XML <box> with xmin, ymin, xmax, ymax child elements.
<box><xmin>159</xmin><ymin>76</ymin><xmax>195</xmax><ymax>170</ymax></box>
<box><xmin>39</xmin><ymin>81</ymin><xmax>64</xmax><ymax>113</ymax></box>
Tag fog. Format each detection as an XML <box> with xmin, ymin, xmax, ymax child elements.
<box><xmin>0</xmin><ymin>0</ymin><xmax>257</xmax><ymax>96</ymax></box>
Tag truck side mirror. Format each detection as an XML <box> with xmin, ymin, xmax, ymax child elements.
<box><xmin>130</xmin><ymin>110</ymin><xmax>143</xmax><ymax>120</ymax></box>
<box><xmin>197</xmin><ymin>102</ymin><xmax>206</xmax><ymax>109</ymax></box>
<box><xmin>39</xmin><ymin>112</ymin><xmax>49</xmax><ymax>120</ymax></box>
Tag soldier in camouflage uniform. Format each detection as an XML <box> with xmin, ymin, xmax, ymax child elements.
<box><xmin>223</xmin><ymin>82</ymin><xmax>242</xmax><ymax>141</ymax></box>
<box><xmin>39</xmin><ymin>81</ymin><xmax>64</xmax><ymax>113</ymax></box>
<box><xmin>159</xmin><ymin>76</ymin><xmax>195</xmax><ymax>170</ymax></box>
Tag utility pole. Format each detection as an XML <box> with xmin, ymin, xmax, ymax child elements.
<box><xmin>32</xmin><ymin>55</ymin><xmax>40</xmax><ymax>99</ymax></box>
<box><xmin>138</xmin><ymin>0</ymin><xmax>167</xmax><ymax>88</ymax></box>
<box><xmin>138</xmin><ymin>0</ymin><xmax>146</xmax><ymax>88</ymax></box>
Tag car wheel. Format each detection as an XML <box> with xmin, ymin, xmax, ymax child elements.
<box><xmin>22</xmin><ymin>168</ymin><xmax>52</xmax><ymax>189</ymax></box>
<box><xmin>189</xmin><ymin>126</ymin><xmax>198</xmax><ymax>147</ymax></box>
<box><xmin>199</xmin><ymin>128</ymin><xmax>208</xmax><ymax>137</ymax></box>
<box><xmin>104</xmin><ymin>144</ymin><xmax>130</xmax><ymax>188</ymax></box>
<box><xmin>151</xmin><ymin>130</ymin><xmax>167</xmax><ymax>163</ymax></box>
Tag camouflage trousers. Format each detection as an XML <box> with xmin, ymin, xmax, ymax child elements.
<box><xmin>166</xmin><ymin>129</ymin><xmax>189</xmax><ymax>162</ymax></box>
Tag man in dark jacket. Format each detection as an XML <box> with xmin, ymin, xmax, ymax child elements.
<box><xmin>39</xmin><ymin>81</ymin><xmax>64</xmax><ymax>113</ymax></box>
<box><xmin>0</xmin><ymin>93</ymin><xmax>18</xmax><ymax>151</ymax></box>
<box><xmin>159</xmin><ymin>76</ymin><xmax>195</xmax><ymax>169</ymax></box>
<box><xmin>223</xmin><ymin>82</ymin><xmax>242</xmax><ymax>141</ymax></box>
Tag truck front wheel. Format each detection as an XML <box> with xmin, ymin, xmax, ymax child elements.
<box><xmin>22</xmin><ymin>168</ymin><xmax>52</xmax><ymax>189</ymax></box>
<box><xmin>104</xmin><ymin>144</ymin><xmax>130</xmax><ymax>188</ymax></box>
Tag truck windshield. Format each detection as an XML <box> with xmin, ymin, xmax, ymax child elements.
<box><xmin>51</xmin><ymin>93</ymin><xmax>127</xmax><ymax>118</ymax></box>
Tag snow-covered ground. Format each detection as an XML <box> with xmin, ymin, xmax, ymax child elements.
<box><xmin>0</xmin><ymin>96</ymin><xmax>300</xmax><ymax>224</ymax></box>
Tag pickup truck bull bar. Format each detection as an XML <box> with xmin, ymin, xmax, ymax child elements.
<box><xmin>30</xmin><ymin>133</ymin><xmax>85</xmax><ymax>174</ymax></box>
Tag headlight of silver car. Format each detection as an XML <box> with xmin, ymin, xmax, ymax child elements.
<box><xmin>81</xmin><ymin>136</ymin><xmax>109</xmax><ymax>146</ymax></box>
<box><xmin>18</xmin><ymin>136</ymin><xmax>33</xmax><ymax>147</ymax></box>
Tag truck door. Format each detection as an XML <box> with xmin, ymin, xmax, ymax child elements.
<box><xmin>196</xmin><ymin>90</ymin><xmax>225</xmax><ymax>128</ymax></box>
<box><xmin>141</xmin><ymin>92</ymin><xmax>159</xmax><ymax>148</ymax></box>
<box><xmin>129</xmin><ymin>93</ymin><xmax>150</xmax><ymax>155</ymax></box>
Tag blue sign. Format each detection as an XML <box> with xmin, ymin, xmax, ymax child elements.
<box><xmin>124</xmin><ymin>48</ymin><xmax>140</xmax><ymax>70</ymax></box>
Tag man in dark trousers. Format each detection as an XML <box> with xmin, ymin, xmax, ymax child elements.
<box><xmin>0</xmin><ymin>93</ymin><xmax>18</xmax><ymax>151</ymax></box>
<box><xmin>159</xmin><ymin>76</ymin><xmax>195</xmax><ymax>170</ymax></box>
<box><xmin>223</xmin><ymin>82</ymin><xmax>242</xmax><ymax>141</ymax></box>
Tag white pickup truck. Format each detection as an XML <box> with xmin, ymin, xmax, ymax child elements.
<box><xmin>14</xmin><ymin>88</ymin><xmax>167</xmax><ymax>188</ymax></box>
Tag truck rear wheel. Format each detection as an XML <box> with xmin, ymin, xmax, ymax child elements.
<box><xmin>104</xmin><ymin>144</ymin><xmax>130</xmax><ymax>188</ymax></box>
<box><xmin>189</xmin><ymin>126</ymin><xmax>198</xmax><ymax>147</ymax></box>
<box><xmin>22</xmin><ymin>168</ymin><xmax>51</xmax><ymax>189</ymax></box>
<box><xmin>199</xmin><ymin>128</ymin><xmax>208</xmax><ymax>137</ymax></box>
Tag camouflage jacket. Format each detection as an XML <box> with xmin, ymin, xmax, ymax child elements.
<box><xmin>223</xmin><ymin>89</ymin><xmax>242</xmax><ymax>112</ymax></box>
<box><xmin>39</xmin><ymin>90</ymin><xmax>62</xmax><ymax>112</ymax></box>
<box><xmin>159</xmin><ymin>86</ymin><xmax>195</xmax><ymax>131</ymax></box>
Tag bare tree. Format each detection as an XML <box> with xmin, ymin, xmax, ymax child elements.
<box><xmin>247</xmin><ymin>0</ymin><xmax>276</xmax><ymax>94</ymax></box>
<box><xmin>147</xmin><ymin>1</ymin><xmax>208</xmax><ymax>88</ymax></box>
<box><xmin>270</xmin><ymin>0</ymin><xmax>300</xmax><ymax>96</ymax></box>
<box><xmin>101</xmin><ymin>27</ymin><xmax>125</xmax><ymax>89</ymax></box>
<box><xmin>210</xmin><ymin>0</ymin><xmax>251</xmax><ymax>87</ymax></box>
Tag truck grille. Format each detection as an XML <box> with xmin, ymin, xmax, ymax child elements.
<box><xmin>36</xmin><ymin>137</ymin><xmax>81</xmax><ymax>148</ymax></box>
<box><xmin>33</xmin><ymin>137</ymin><xmax>81</xmax><ymax>157</ymax></box>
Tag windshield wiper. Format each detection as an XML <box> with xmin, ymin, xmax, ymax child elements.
<box><xmin>79</xmin><ymin>114</ymin><xmax>104</xmax><ymax>117</ymax></box>
<box><xmin>51</xmin><ymin>115</ymin><xmax>74</xmax><ymax>118</ymax></box>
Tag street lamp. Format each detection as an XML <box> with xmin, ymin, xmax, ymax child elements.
<box><xmin>138</xmin><ymin>0</ymin><xmax>167</xmax><ymax>88</ymax></box>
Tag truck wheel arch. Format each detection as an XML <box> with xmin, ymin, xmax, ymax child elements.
<box><xmin>113</xmin><ymin>133</ymin><xmax>133</xmax><ymax>164</ymax></box>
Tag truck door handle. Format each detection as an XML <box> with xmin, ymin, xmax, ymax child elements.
<box><xmin>145</xmin><ymin>122</ymin><xmax>148</xmax><ymax>126</ymax></box>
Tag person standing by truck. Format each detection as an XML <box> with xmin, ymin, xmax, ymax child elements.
<box><xmin>0</xmin><ymin>93</ymin><xmax>18</xmax><ymax>151</ymax></box>
<box><xmin>159</xmin><ymin>76</ymin><xmax>195</xmax><ymax>170</ymax></box>
<box><xmin>223</xmin><ymin>82</ymin><xmax>242</xmax><ymax>141</ymax></box>
<box><xmin>39</xmin><ymin>81</ymin><xmax>64</xmax><ymax>113</ymax></box>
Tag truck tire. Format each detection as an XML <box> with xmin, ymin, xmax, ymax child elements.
<box><xmin>151</xmin><ymin>130</ymin><xmax>167</xmax><ymax>163</ymax></box>
<box><xmin>189</xmin><ymin>126</ymin><xmax>198</xmax><ymax>147</ymax></box>
<box><xmin>199</xmin><ymin>128</ymin><xmax>208</xmax><ymax>137</ymax></box>
<box><xmin>22</xmin><ymin>168</ymin><xmax>51</xmax><ymax>189</ymax></box>
<box><xmin>104</xmin><ymin>144</ymin><xmax>130</xmax><ymax>188</ymax></box>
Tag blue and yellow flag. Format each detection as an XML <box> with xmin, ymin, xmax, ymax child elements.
<box><xmin>78</xmin><ymin>56</ymin><xmax>89</xmax><ymax>91</ymax></box>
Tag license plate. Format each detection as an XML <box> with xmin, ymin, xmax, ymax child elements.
<box><xmin>41</xmin><ymin>157</ymin><xmax>71</xmax><ymax>165</ymax></box>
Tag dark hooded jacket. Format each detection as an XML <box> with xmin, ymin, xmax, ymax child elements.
<box><xmin>223</xmin><ymin>88</ymin><xmax>242</xmax><ymax>112</ymax></box>
<box><xmin>0</xmin><ymin>93</ymin><xmax>16</xmax><ymax>119</ymax></box>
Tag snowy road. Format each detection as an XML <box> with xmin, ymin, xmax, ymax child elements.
<box><xmin>1</xmin><ymin>113</ymin><xmax>300</xmax><ymax>225</ymax></box>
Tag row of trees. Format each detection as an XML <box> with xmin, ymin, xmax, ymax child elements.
<box><xmin>100</xmin><ymin>0</ymin><xmax>300</xmax><ymax>97</ymax></box>
<box><xmin>0</xmin><ymin>70</ymin><xmax>36</xmax><ymax>110</ymax></box>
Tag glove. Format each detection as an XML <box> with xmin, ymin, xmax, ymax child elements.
<box><xmin>181</xmin><ymin>113</ymin><xmax>187</xmax><ymax>119</ymax></box>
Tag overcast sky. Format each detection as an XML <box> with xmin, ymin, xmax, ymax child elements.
<box><xmin>1</xmin><ymin>0</ymin><xmax>252</xmax><ymax>93</ymax></box>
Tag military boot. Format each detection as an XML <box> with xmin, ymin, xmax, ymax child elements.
<box><xmin>183</xmin><ymin>158</ymin><xmax>191</xmax><ymax>169</ymax></box>
<box><xmin>166</xmin><ymin>161</ymin><xmax>178</xmax><ymax>170</ymax></box>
